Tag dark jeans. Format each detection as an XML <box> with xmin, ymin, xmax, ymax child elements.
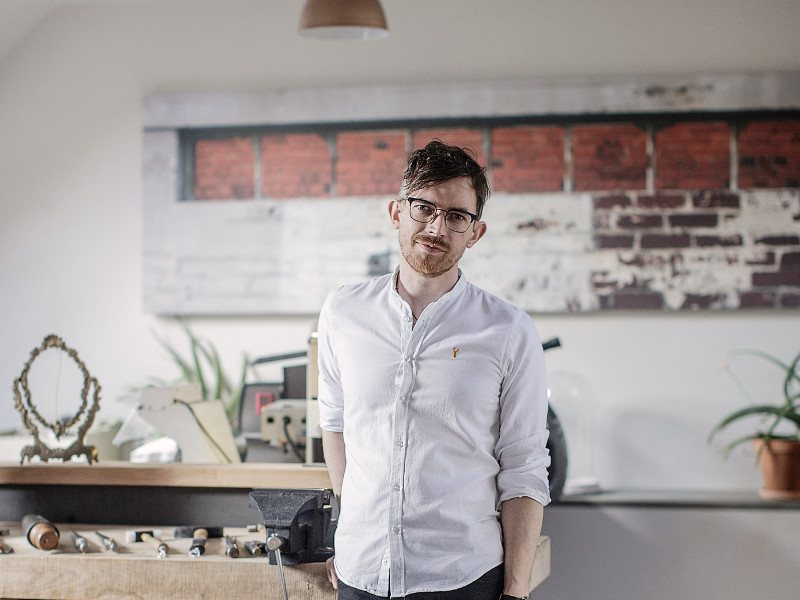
<box><xmin>336</xmin><ymin>564</ymin><xmax>504</xmax><ymax>600</ymax></box>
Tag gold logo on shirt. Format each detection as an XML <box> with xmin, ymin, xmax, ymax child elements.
<box><xmin>453</xmin><ymin>347</ymin><xmax>459</xmax><ymax>358</ymax></box>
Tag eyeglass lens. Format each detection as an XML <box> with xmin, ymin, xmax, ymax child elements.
<box><xmin>408</xmin><ymin>200</ymin><xmax>473</xmax><ymax>232</ymax></box>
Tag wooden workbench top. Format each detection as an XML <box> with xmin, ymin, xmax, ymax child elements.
<box><xmin>0</xmin><ymin>460</ymin><xmax>332</xmax><ymax>489</ymax></box>
<box><xmin>0</xmin><ymin>522</ymin><xmax>334</xmax><ymax>599</ymax></box>
<box><xmin>0</xmin><ymin>521</ymin><xmax>550</xmax><ymax>600</ymax></box>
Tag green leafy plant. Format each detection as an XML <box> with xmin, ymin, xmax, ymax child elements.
<box><xmin>709</xmin><ymin>349</ymin><xmax>800</xmax><ymax>456</ymax></box>
<box><xmin>150</xmin><ymin>319</ymin><xmax>250</xmax><ymax>426</ymax></box>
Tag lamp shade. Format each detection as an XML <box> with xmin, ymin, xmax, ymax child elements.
<box><xmin>298</xmin><ymin>0</ymin><xmax>389</xmax><ymax>40</ymax></box>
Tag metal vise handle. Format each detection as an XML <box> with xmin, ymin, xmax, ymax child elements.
<box><xmin>267</xmin><ymin>535</ymin><xmax>288</xmax><ymax>600</ymax></box>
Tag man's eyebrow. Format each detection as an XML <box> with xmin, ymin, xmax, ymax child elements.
<box><xmin>407</xmin><ymin>197</ymin><xmax>468</xmax><ymax>210</ymax></box>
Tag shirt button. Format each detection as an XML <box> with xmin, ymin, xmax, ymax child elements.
<box><xmin>395</xmin><ymin>440</ymin><xmax>404</xmax><ymax>447</ymax></box>
<box><xmin>399</xmin><ymin>395</ymin><xmax>406</xmax><ymax>403</ymax></box>
<box><xmin>392</xmin><ymin>483</ymin><xmax>401</xmax><ymax>491</ymax></box>
<box><xmin>391</xmin><ymin>526</ymin><xmax>400</xmax><ymax>534</ymax></box>
<box><xmin>404</xmin><ymin>355</ymin><xmax>411</xmax><ymax>362</ymax></box>
<box><xmin>404</xmin><ymin>315</ymin><xmax>411</xmax><ymax>322</ymax></box>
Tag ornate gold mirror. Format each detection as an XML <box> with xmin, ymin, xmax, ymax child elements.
<box><xmin>13</xmin><ymin>334</ymin><xmax>101</xmax><ymax>463</ymax></box>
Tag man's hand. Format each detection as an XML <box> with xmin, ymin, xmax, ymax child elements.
<box><xmin>325</xmin><ymin>555</ymin><xmax>338</xmax><ymax>589</ymax></box>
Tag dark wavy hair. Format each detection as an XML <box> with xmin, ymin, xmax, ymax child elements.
<box><xmin>401</xmin><ymin>140</ymin><xmax>490</xmax><ymax>219</ymax></box>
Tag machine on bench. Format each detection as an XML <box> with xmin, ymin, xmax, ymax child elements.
<box><xmin>241</xmin><ymin>335</ymin><xmax>568</xmax><ymax>501</ymax></box>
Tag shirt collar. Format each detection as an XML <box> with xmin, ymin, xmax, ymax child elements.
<box><xmin>388</xmin><ymin>267</ymin><xmax>468</xmax><ymax>306</ymax></box>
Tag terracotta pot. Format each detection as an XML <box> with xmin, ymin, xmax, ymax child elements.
<box><xmin>754</xmin><ymin>438</ymin><xmax>800</xmax><ymax>500</ymax></box>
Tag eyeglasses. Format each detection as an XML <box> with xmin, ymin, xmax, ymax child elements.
<box><xmin>401</xmin><ymin>197</ymin><xmax>478</xmax><ymax>233</ymax></box>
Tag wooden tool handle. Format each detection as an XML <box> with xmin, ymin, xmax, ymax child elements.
<box><xmin>141</xmin><ymin>533</ymin><xmax>168</xmax><ymax>556</ymax></box>
<box><xmin>30</xmin><ymin>523</ymin><xmax>59</xmax><ymax>551</ymax></box>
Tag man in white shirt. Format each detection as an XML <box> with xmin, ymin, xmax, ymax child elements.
<box><xmin>317</xmin><ymin>140</ymin><xmax>550</xmax><ymax>600</ymax></box>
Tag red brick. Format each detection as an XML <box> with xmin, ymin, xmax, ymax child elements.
<box><xmin>691</xmin><ymin>191</ymin><xmax>740</xmax><ymax>209</ymax></box>
<box><xmin>594</xmin><ymin>195</ymin><xmax>632</xmax><ymax>210</ymax></box>
<box><xmin>336</xmin><ymin>131</ymin><xmax>408</xmax><ymax>196</ymax></box>
<box><xmin>641</xmin><ymin>233</ymin><xmax>691</xmax><ymax>249</ymax></box>
<box><xmin>491</xmin><ymin>126</ymin><xmax>565</xmax><ymax>192</ymax></box>
<box><xmin>756</xmin><ymin>235</ymin><xmax>800</xmax><ymax>246</ymax></box>
<box><xmin>738</xmin><ymin>120</ymin><xmax>800</xmax><ymax>188</ymax></box>
<box><xmin>655</xmin><ymin>122</ymin><xmax>731</xmax><ymax>190</ymax></box>
<box><xmin>618</xmin><ymin>214</ymin><xmax>663</xmax><ymax>228</ymax></box>
<box><xmin>593</xmin><ymin>234</ymin><xmax>635</xmax><ymax>249</ymax></box>
<box><xmin>780</xmin><ymin>251</ymin><xmax>800</xmax><ymax>268</ymax></box>
<box><xmin>668</xmin><ymin>214</ymin><xmax>718</xmax><ymax>228</ymax></box>
<box><xmin>780</xmin><ymin>293</ymin><xmax>800</xmax><ymax>308</ymax></box>
<box><xmin>680</xmin><ymin>294</ymin><xmax>724</xmax><ymax>310</ymax></box>
<box><xmin>695</xmin><ymin>234</ymin><xmax>743</xmax><ymax>247</ymax></box>
<box><xmin>193</xmin><ymin>137</ymin><xmax>255</xmax><ymax>199</ymax></box>
<box><xmin>261</xmin><ymin>133</ymin><xmax>331</xmax><ymax>198</ymax></box>
<box><xmin>573</xmin><ymin>124</ymin><xmax>648</xmax><ymax>191</ymax></box>
<box><xmin>752</xmin><ymin>270</ymin><xmax>800</xmax><ymax>286</ymax></box>
<box><xmin>412</xmin><ymin>129</ymin><xmax>485</xmax><ymax>165</ymax></box>
<box><xmin>606</xmin><ymin>291</ymin><xmax>665</xmax><ymax>310</ymax></box>
<box><xmin>637</xmin><ymin>194</ymin><xmax>686</xmax><ymax>209</ymax></box>
<box><xmin>740</xmin><ymin>292</ymin><xmax>777</xmax><ymax>308</ymax></box>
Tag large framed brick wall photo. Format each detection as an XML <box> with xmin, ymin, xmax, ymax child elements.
<box><xmin>142</xmin><ymin>73</ymin><xmax>800</xmax><ymax>315</ymax></box>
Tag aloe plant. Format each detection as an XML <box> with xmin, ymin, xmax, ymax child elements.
<box><xmin>709</xmin><ymin>349</ymin><xmax>800</xmax><ymax>456</ymax></box>
<box><xmin>151</xmin><ymin>318</ymin><xmax>250</xmax><ymax>425</ymax></box>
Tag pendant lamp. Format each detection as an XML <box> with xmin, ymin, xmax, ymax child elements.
<box><xmin>298</xmin><ymin>0</ymin><xmax>389</xmax><ymax>40</ymax></box>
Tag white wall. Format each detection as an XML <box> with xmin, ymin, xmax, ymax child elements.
<box><xmin>1</xmin><ymin>0</ymin><xmax>800</xmax><ymax>494</ymax></box>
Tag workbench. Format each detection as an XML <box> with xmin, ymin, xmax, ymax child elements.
<box><xmin>0</xmin><ymin>523</ymin><xmax>335</xmax><ymax>599</ymax></box>
<box><xmin>0</xmin><ymin>462</ymin><xmax>550</xmax><ymax>599</ymax></box>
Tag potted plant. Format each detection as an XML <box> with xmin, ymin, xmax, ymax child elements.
<box><xmin>709</xmin><ymin>349</ymin><xmax>800</xmax><ymax>500</ymax></box>
<box><xmin>151</xmin><ymin>319</ymin><xmax>249</xmax><ymax>425</ymax></box>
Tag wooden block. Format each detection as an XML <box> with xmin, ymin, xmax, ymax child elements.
<box><xmin>0</xmin><ymin>524</ymin><xmax>335</xmax><ymax>600</ymax></box>
<box><xmin>530</xmin><ymin>536</ymin><xmax>551</xmax><ymax>592</ymax></box>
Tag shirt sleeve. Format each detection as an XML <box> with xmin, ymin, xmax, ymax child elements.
<box><xmin>317</xmin><ymin>291</ymin><xmax>344</xmax><ymax>433</ymax></box>
<box><xmin>495</xmin><ymin>310</ymin><xmax>551</xmax><ymax>507</ymax></box>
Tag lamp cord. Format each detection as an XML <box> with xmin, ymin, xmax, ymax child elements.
<box><xmin>173</xmin><ymin>399</ymin><xmax>234</xmax><ymax>463</ymax></box>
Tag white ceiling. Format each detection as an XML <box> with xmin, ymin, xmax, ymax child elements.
<box><xmin>2</xmin><ymin>0</ymin><xmax>799</xmax><ymax>89</ymax></box>
<box><xmin>0</xmin><ymin>0</ymin><xmax>148</xmax><ymax>64</ymax></box>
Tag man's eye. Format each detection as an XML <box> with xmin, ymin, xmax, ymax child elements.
<box><xmin>415</xmin><ymin>204</ymin><xmax>434</xmax><ymax>214</ymax></box>
<box><xmin>448</xmin><ymin>212</ymin><xmax>468</xmax><ymax>222</ymax></box>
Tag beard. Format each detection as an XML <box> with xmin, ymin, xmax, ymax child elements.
<box><xmin>398</xmin><ymin>231</ymin><xmax>466</xmax><ymax>278</ymax></box>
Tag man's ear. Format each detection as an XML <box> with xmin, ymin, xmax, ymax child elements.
<box><xmin>388</xmin><ymin>199</ymin><xmax>402</xmax><ymax>230</ymax></box>
<box><xmin>465</xmin><ymin>220</ymin><xmax>487</xmax><ymax>248</ymax></box>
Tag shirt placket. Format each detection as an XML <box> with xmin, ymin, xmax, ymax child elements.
<box><xmin>386</xmin><ymin>299</ymin><xmax>428</xmax><ymax>597</ymax></box>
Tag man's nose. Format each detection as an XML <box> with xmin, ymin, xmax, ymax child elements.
<box><xmin>426</xmin><ymin>209</ymin><xmax>447</xmax><ymax>234</ymax></box>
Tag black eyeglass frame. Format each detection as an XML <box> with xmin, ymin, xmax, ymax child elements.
<box><xmin>401</xmin><ymin>197</ymin><xmax>479</xmax><ymax>233</ymax></box>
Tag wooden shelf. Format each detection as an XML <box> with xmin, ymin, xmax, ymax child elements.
<box><xmin>0</xmin><ymin>461</ymin><xmax>332</xmax><ymax>489</ymax></box>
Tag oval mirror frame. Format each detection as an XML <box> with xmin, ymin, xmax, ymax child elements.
<box><xmin>13</xmin><ymin>334</ymin><xmax>101</xmax><ymax>464</ymax></box>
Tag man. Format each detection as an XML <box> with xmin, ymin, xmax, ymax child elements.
<box><xmin>317</xmin><ymin>140</ymin><xmax>550</xmax><ymax>600</ymax></box>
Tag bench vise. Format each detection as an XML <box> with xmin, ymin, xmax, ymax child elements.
<box><xmin>248</xmin><ymin>488</ymin><xmax>335</xmax><ymax>565</ymax></box>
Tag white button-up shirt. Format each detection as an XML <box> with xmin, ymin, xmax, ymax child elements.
<box><xmin>317</xmin><ymin>270</ymin><xmax>550</xmax><ymax>597</ymax></box>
